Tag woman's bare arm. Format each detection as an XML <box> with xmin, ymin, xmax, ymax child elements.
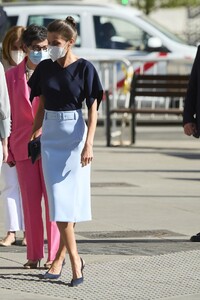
<box><xmin>81</xmin><ymin>100</ymin><xmax>98</xmax><ymax>167</ymax></box>
<box><xmin>31</xmin><ymin>95</ymin><xmax>45</xmax><ymax>139</ymax></box>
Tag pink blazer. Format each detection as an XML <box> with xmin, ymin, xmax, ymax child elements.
<box><xmin>6</xmin><ymin>58</ymin><xmax>40</xmax><ymax>162</ymax></box>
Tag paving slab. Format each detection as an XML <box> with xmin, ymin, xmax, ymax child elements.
<box><xmin>0</xmin><ymin>126</ymin><xmax>200</xmax><ymax>299</ymax></box>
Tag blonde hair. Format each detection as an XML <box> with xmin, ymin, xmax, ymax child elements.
<box><xmin>2</xmin><ymin>26</ymin><xmax>25</xmax><ymax>66</ymax></box>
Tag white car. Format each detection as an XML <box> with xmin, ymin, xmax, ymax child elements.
<box><xmin>2</xmin><ymin>1</ymin><xmax>196</xmax><ymax>115</ymax></box>
<box><xmin>2</xmin><ymin>1</ymin><xmax>196</xmax><ymax>61</ymax></box>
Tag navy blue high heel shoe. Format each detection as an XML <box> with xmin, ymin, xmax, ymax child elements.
<box><xmin>43</xmin><ymin>260</ymin><xmax>65</xmax><ymax>279</ymax></box>
<box><xmin>70</xmin><ymin>257</ymin><xmax>85</xmax><ymax>287</ymax></box>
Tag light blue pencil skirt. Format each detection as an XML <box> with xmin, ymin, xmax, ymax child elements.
<box><xmin>41</xmin><ymin>109</ymin><xmax>91</xmax><ymax>222</ymax></box>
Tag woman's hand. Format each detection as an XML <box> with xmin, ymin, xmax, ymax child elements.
<box><xmin>80</xmin><ymin>100</ymin><xmax>97</xmax><ymax>167</ymax></box>
<box><xmin>81</xmin><ymin>143</ymin><xmax>93</xmax><ymax>167</ymax></box>
<box><xmin>30</xmin><ymin>129</ymin><xmax>41</xmax><ymax>141</ymax></box>
<box><xmin>1</xmin><ymin>138</ymin><xmax>9</xmax><ymax>163</ymax></box>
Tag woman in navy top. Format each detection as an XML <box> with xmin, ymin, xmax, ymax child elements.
<box><xmin>28</xmin><ymin>16</ymin><xmax>103</xmax><ymax>287</ymax></box>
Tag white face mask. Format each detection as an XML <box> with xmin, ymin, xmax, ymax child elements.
<box><xmin>48</xmin><ymin>44</ymin><xmax>67</xmax><ymax>62</ymax></box>
<box><xmin>10</xmin><ymin>50</ymin><xmax>25</xmax><ymax>65</ymax></box>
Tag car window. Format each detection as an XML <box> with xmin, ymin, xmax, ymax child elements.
<box><xmin>94</xmin><ymin>15</ymin><xmax>151</xmax><ymax>51</ymax></box>
<box><xmin>140</xmin><ymin>15</ymin><xmax>186</xmax><ymax>44</ymax></box>
<box><xmin>27</xmin><ymin>14</ymin><xmax>81</xmax><ymax>47</ymax></box>
<box><xmin>6</xmin><ymin>16</ymin><xmax>19</xmax><ymax>31</ymax></box>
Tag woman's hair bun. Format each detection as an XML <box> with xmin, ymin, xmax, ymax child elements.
<box><xmin>65</xmin><ymin>16</ymin><xmax>76</xmax><ymax>29</ymax></box>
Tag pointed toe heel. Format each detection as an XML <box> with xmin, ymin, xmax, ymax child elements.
<box><xmin>43</xmin><ymin>259</ymin><xmax>65</xmax><ymax>280</ymax></box>
<box><xmin>43</xmin><ymin>271</ymin><xmax>61</xmax><ymax>280</ymax></box>
<box><xmin>70</xmin><ymin>276</ymin><xmax>83</xmax><ymax>287</ymax></box>
<box><xmin>70</xmin><ymin>257</ymin><xmax>85</xmax><ymax>287</ymax></box>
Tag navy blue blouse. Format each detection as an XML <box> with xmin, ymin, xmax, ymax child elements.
<box><xmin>28</xmin><ymin>58</ymin><xmax>103</xmax><ymax>111</ymax></box>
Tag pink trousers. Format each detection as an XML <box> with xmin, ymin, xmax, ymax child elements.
<box><xmin>16</xmin><ymin>158</ymin><xmax>60</xmax><ymax>261</ymax></box>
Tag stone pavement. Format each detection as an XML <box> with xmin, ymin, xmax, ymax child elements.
<box><xmin>0</xmin><ymin>126</ymin><xmax>200</xmax><ymax>300</ymax></box>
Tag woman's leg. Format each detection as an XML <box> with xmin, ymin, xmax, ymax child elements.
<box><xmin>57</xmin><ymin>222</ymin><xmax>82</xmax><ymax>280</ymax></box>
<box><xmin>46</xmin><ymin>237</ymin><xmax>67</xmax><ymax>274</ymax></box>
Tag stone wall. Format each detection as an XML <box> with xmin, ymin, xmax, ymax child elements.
<box><xmin>150</xmin><ymin>7</ymin><xmax>200</xmax><ymax>45</ymax></box>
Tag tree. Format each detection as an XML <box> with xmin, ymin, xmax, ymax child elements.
<box><xmin>160</xmin><ymin>0</ymin><xmax>199</xmax><ymax>7</ymax></box>
<box><xmin>136</xmin><ymin>0</ymin><xmax>156</xmax><ymax>15</ymax></box>
<box><xmin>129</xmin><ymin>0</ymin><xmax>199</xmax><ymax>15</ymax></box>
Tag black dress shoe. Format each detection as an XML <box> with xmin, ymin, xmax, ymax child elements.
<box><xmin>190</xmin><ymin>232</ymin><xmax>200</xmax><ymax>242</ymax></box>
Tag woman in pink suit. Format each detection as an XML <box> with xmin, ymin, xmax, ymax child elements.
<box><xmin>6</xmin><ymin>24</ymin><xmax>60</xmax><ymax>268</ymax></box>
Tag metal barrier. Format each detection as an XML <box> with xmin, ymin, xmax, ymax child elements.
<box><xmin>83</xmin><ymin>56</ymin><xmax>193</xmax><ymax>145</ymax></box>
<box><xmin>82</xmin><ymin>57</ymin><xmax>132</xmax><ymax>140</ymax></box>
<box><xmin>87</xmin><ymin>56</ymin><xmax>193</xmax><ymax>117</ymax></box>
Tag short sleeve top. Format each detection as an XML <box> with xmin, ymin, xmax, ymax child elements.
<box><xmin>28</xmin><ymin>58</ymin><xmax>103</xmax><ymax>111</ymax></box>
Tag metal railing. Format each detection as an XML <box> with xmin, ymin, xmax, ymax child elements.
<box><xmin>83</xmin><ymin>56</ymin><xmax>193</xmax><ymax>120</ymax></box>
<box><xmin>83</xmin><ymin>56</ymin><xmax>193</xmax><ymax>145</ymax></box>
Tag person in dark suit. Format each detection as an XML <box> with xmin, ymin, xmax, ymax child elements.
<box><xmin>183</xmin><ymin>45</ymin><xmax>200</xmax><ymax>137</ymax></box>
<box><xmin>183</xmin><ymin>45</ymin><xmax>200</xmax><ymax>242</ymax></box>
